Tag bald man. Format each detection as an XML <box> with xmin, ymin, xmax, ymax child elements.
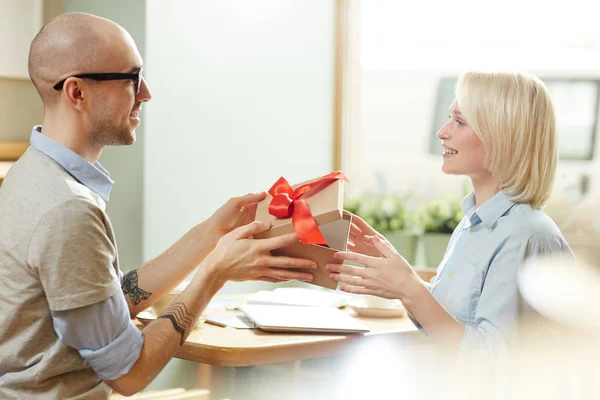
<box><xmin>0</xmin><ymin>12</ymin><xmax>316</xmax><ymax>399</ymax></box>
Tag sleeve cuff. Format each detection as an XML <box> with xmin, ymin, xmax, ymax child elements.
<box><xmin>79</xmin><ymin>321</ymin><xmax>144</xmax><ymax>381</ymax></box>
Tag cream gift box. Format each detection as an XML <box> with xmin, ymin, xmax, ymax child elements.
<box><xmin>253</xmin><ymin>172</ymin><xmax>351</xmax><ymax>290</ymax></box>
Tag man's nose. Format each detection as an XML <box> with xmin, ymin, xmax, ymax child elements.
<box><xmin>136</xmin><ymin>77</ymin><xmax>152</xmax><ymax>102</ymax></box>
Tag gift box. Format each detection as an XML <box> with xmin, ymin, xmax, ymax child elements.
<box><xmin>254</xmin><ymin>172</ymin><xmax>351</xmax><ymax>290</ymax></box>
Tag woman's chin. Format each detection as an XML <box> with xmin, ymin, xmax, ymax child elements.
<box><xmin>441</xmin><ymin>163</ymin><xmax>459</xmax><ymax>175</ymax></box>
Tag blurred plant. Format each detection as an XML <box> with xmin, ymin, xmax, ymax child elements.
<box><xmin>420</xmin><ymin>198</ymin><xmax>464</xmax><ymax>234</ymax></box>
<box><xmin>344</xmin><ymin>195</ymin><xmax>416</xmax><ymax>233</ymax></box>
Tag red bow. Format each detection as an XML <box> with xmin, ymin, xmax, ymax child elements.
<box><xmin>268</xmin><ymin>171</ymin><xmax>348</xmax><ymax>245</ymax></box>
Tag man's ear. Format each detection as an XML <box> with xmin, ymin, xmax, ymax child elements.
<box><xmin>62</xmin><ymin>78</ymin><xmax>87</xmax><ymax>110</ymax></box>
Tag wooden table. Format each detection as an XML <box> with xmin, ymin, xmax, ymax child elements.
<box><xmin>173</xmin><ymin>296</ymin><xmax>426</xmax><ymax>367</ymax></box>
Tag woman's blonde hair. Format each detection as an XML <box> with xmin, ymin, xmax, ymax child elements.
<box><xmin>455</xmin><ymin>71</ymin><xmax>558</xmax><ymax>208</ymax></box>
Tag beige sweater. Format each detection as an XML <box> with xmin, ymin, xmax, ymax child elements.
<box><xmin>0</xmin><ymin>147</ymin><xmax>120</xmax><ymax>399</ymax></box>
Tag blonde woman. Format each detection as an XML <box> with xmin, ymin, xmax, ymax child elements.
<box><xmin>327</xmin><ymin>71</ymin><xmax>572</xmax><ymax>355</ymax></box>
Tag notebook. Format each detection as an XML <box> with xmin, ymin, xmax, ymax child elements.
<box><xmin>246</xmin><ymin>288</ymin><xmax>348</xmax><ymax>308</ymax></box>
<box><xmin>238</xmin><ymin>304</ymin><xmax>370</xmax><ymax>334</ymax></box>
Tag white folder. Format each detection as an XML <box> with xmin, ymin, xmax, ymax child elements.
<box><xmin>239</xmin><ymin>304</ymin><xmax>369</xmax><ymax>334</ymax></box>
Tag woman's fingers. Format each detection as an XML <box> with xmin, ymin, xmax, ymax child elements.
<box><xmin>333</xmin><ymin>251</ymin><xmax>378</xmax><ymax>266</ymax></box>
<box><xmin>326</xmin><ymin>263</ymin><xmax>369</xmax><ymax>278</ymax></box>
<box><xmin>339</xmin><ymin>285</ymin><xmax>377</xmax><ymax>296</ymax></box>
<box><xmin>350</xmin><ymin>215</ymin><xmax>374</xmax><ymax>234</ymax></box>
<box><xmin>350</xmin><ymin>223</ymin><xmax>364</xmax><ymax>237</ymax></box>
<box><xmin>347</xmin><ymin>213</ymin><xmax>387</xmax><ymax>240</ymax></box>
<box><xmin>368</xmin><ymin>235</ymin><xmax>397</xmax><ymax>258</ymax></box>
<box><xmin>362</xmin><ymin>236</ymin><xmax>378</xmax><ymax>248</ymax></box>
<box><xmin>329</xmin><ymin>273</ymin><xmax>370</xmax><ymax>288</ymax></box>
<box><xmin>350</xmin><ymin>214</ymin><xmax>383</xmax><ymax>237</ymax></box>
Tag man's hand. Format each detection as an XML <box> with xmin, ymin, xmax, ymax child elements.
<box><xmin>204</xmin><ymin>220</ymin><xmax>318</xmax><ymax>284</ymax></box>
<box><xmin>207</xmin><ymin>192</ymin><xmax>267</xmax><ymax>238</ymax></box>
<box><xmin>123</xmin><ymin>192</ymin><xmax>269</xmax><ymax>317</ymax></box>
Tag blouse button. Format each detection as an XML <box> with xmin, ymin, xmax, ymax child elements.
<box><xmin>448</xmin><ymin>272</ymin><xmax>453</xmax><ymax>278</ymax></box>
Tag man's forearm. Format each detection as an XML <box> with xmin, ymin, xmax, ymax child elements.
<box><xmin>123</xmin><ymin>220</ymin><xmax>221</xmax><ymax>316</ymax></box>
<box><xmin>106</xmin><ymin>264</ymin><xmax>224</xmax><ymax>396</ymax></box>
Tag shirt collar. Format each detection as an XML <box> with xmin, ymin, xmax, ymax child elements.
<box><xmin>461</xmin><ymin>190</ymin><xmax>516</xmax><ymax>229</ymax></box>
<box><xmin>30</xmin><ymin>126</ymin><xmax>114</xmax><ymax>201</ymax></box>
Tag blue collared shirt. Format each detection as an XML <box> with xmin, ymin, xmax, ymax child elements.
<box><xmin>428</xmin><ymin>191</ymin><xmax>572</xmax><ymax>357</ymax></box>
<box><xmin>30</xmin><ymin>126</ymin><xmax>114</xmax><ymax>201</ymax></box>
<box><xmin>30</xmin><ymin>126</ymin><xmax>143</xmax><ymax>380</ymax></box>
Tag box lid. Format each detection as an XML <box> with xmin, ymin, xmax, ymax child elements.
<box><xmin>254</xmin><ymin>177</ymin><xmax>345</xmax><ymax>240</ymax></box>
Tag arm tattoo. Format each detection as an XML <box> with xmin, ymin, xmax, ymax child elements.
<box><xmin>158</xmin><ymin>302</ymin><xmax>195</xmax><ymax>345</ymax></box>
<box><xmin>121</xmin><ymin>269</ymin><xmax>152</xmax><ymax>306</ymax></box>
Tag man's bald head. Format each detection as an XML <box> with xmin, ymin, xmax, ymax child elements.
<box><xmin>29</xmin><ymin>13</ymin><xmax>136</xmax><ymax>107</ymax></box>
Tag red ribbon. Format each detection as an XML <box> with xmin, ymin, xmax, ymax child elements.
<box><xmin>268</xmin><ymin>171</ymin><xmax>348</xmax><ymax>245</ymax></box>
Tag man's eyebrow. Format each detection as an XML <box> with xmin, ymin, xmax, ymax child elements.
<box><xmin>128</xmin><ymin>66</ymin><xmax>143</xmax><ymax>73</ymax></box>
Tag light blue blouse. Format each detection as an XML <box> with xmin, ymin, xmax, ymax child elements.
<box><xmin>427</xmin><ymin>191</ymin><xmax>572</xmax><ymax>356</ymax></box>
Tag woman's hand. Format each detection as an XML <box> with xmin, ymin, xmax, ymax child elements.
<box><xmin>347</xmin><ymin>213</ymin><xmax>387</xmax><ymax>257</ymax></box>
<box><xmin>327</xmin><ymin>234</ymin><xmax>421</xmax><ymax>300</ymax></box>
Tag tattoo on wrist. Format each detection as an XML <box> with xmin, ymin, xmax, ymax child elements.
<box><xmin>122</xmin><ymin>270</ymin><xmax>152</xmax><ymax>306</ymax></box>
<box><xmin>158</xmin><ymin>302</ymin><xmax>195</xmax><ymax>345</ymax></box>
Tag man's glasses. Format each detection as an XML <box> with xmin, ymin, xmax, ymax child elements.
<box><xmin>53</xmin><ymin>71</ymin><xmax>143</xmax><ymax>95</ymax></box>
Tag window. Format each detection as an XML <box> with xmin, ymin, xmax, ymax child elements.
<box><xmin>340</xmin><ymin>0</ymin><xmax>600</xmax><ymax>200</ymax></box>
<box><xmin>429</xmin><ymin>78</ymin><xmax>599</xmax><ymax>160</ymax></box>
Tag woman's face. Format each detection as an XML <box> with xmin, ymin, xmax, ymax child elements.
<box><xmin>436</xmin><ymin>100</ymin><xmax>487</xmax><ymax>178</ymax></box>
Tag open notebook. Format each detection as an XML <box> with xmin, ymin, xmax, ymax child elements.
<box><xmin>246</xmin><ymin>288</ymin><xmax>348</xmax><ymax>308</ymax></box>
<box><xmin>239</xmin><ymin>304</ymin><xmax>369</xmax><ymax>334</ymax></box>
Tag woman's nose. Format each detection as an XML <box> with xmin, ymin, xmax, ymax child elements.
<box><xmin>437</xmin><ymin>123</ymin><xmax>450</xmax><ymax>140</ymax></box>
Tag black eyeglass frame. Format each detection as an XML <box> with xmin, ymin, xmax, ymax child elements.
<box><xmin>53</xmin><ymin>71</ymin><xmax>143</xmax><ymax>94</ymax></box>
